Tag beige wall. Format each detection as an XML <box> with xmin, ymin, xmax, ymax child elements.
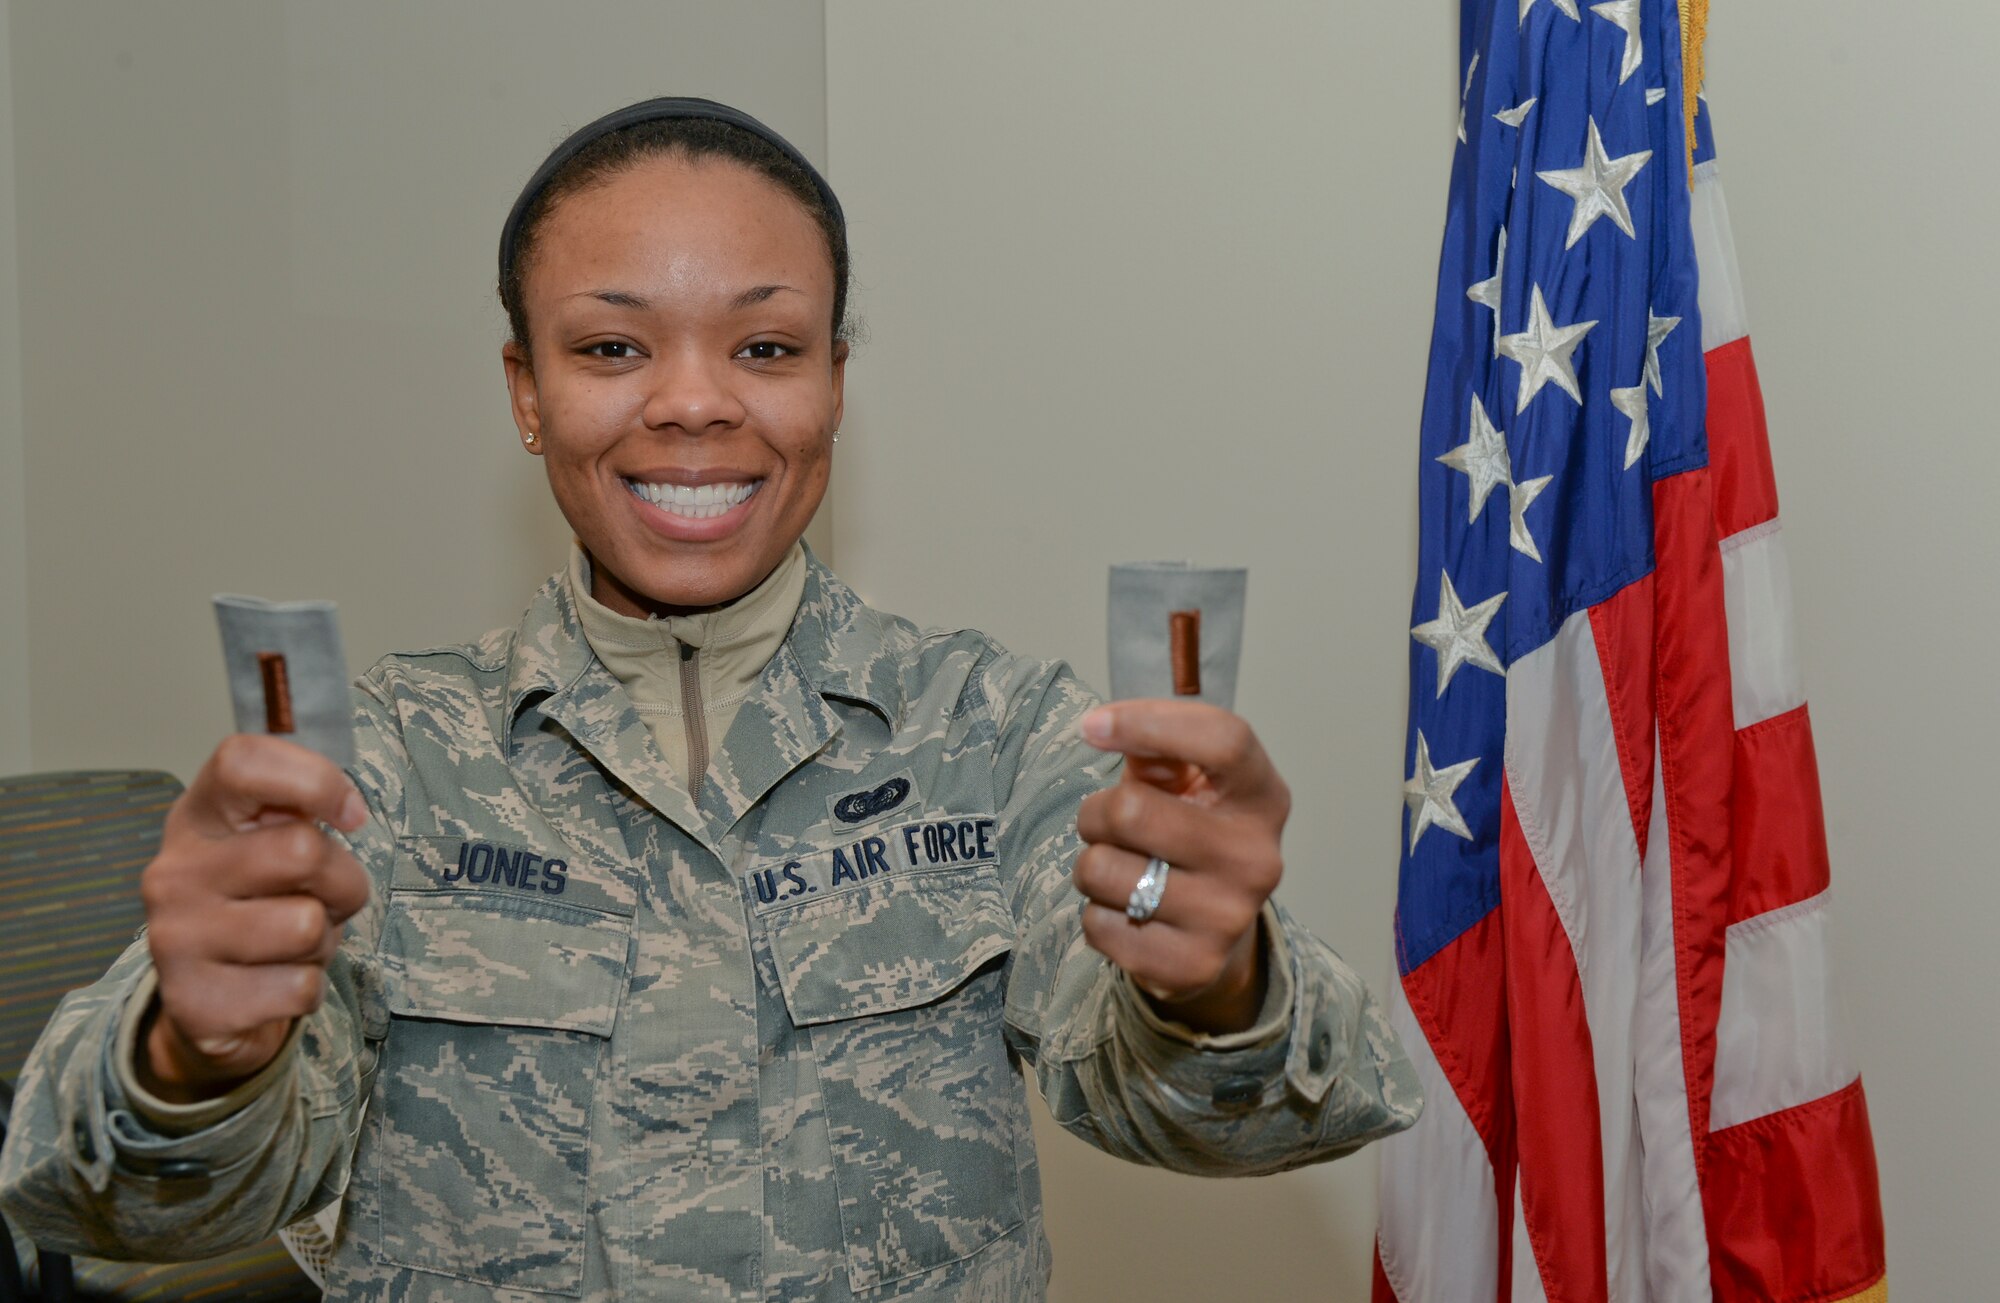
<box><xmin>1</xmin><ymin>2</ymin><xmax>1993</xmax><ymax>1298</ymax></box>
<box><xmin>5</xmin><ymin>0</ymin><xmax>829</xmax><ymax>783</ymax></box>
<box><xmin>0</xmin><ymin>0</ymin><xmax>30</xmax><ymax>773</ymax></box>
<box><xmin>826</xmin><ymin>3</ymin><xmax>1995</xmax><ymax>1300</ymax></box>
<box><xmin>826</xmin><ymin>4</ymin><xmax>1449</xmax><ymax>1294</ymax></box>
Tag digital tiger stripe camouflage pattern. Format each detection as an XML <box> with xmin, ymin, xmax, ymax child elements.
<box><xmin>0</xmin><ymin>553</ymin><xmax>1419</xmax><ymax>1300</ymax></box>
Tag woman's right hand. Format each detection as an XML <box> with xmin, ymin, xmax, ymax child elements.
<box><xmin>135</xmin><ymin>734</ymin><xmax>374</xmax><ymax>1104</ymax></box>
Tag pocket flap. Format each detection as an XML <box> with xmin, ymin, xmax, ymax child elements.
<box><xmin>766</xmin><ymin>864</ymin><xmax>1015</xmax><ymax>1026</ymax></box>
<box><xmin>383</xmin><ymin>893</ymin><xmax>630</xmax><ymax>1037</ymax></box>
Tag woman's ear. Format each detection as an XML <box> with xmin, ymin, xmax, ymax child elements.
<box><xmin>830</xmin><ymin>339</ymin><xmax>849</xmax><ymax>435</ymax></box>
<box><xmin>502</xmin><ymin>340</ymin><xmax>544</xmax><ymax>452</ymax></box>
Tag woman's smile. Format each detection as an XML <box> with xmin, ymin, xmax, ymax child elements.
<box><xmin>623</xmin><ymin>476</ymin><xmax>761</xmax><ymax>518</ymax></box>
<box><xmin>622</xmin><ymin>473</ymin><xmax>765</xmax><ymax>541</ymax></box>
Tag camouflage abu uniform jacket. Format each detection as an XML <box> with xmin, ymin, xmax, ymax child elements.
<box><xmin>0</xmin><ymin>553</ymin><xmax>1419</xmax><ymax>1301</ymax></box>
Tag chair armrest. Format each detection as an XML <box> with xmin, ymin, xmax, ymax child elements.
<box><xmin>0</xmin><ymin>1078</ymin><xmax>76</xmax><ymax>1303</ymax></box>
<box><xmin>0</xmin><ymin>1079</ymin><xmax>25</xmax><ymax>1301</ymax></box>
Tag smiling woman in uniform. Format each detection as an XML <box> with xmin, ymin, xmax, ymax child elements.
<box><xmin>0</xmin><ymin>99</ymin><xmax>1418</xmax><ymax>1301</ymax></box>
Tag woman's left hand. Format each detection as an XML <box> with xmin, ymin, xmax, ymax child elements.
<box><xmin>1073</xmin><ymin>700</ymin><xmax>1291</xmax><ymax>1035</ymax></box>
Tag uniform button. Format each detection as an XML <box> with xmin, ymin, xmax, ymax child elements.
<box><xmin>72</xmin><ymin>1119</ymin><xmax>96</xmax><ymax>1164</ymax></box>
<box><xmin>1309</xmin><ymin>1029</ymin><xmax>1334</xmax><ymax>1076</ymax></box>
<box><xmin>1211</xmin><ymin>1074</ymin><xmax>1263</xmax><ymax>1107</ymax></box>
<box><xmin>155</xmin><ymin>1159</ymin><xmax>209</xmax><ymax>1180</ymax></box>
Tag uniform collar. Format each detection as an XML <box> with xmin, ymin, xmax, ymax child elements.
<box><xmin>782</xmin><ymin>545</ymin><xmax>909</xmax><ymax>726</ymax></box>
<box><xmin>500</xmin><ymin>546</ymin><xmax>908</xmax><ymax>852</ymax></box>
<box><xmin>504</xmin><ymin>566</ymin><xmax>599</xmax><ymax>725</ymax></box>
<box><xmin>504</xmin><ymin>544</ymin><xmax>906</xmax><ymax>729</ymax></box>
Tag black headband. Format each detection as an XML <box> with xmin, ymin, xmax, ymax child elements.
<box><xmin>498</xmin><ymin>96</ymin><xmax>843</xmax><ymax>291</ymax></box>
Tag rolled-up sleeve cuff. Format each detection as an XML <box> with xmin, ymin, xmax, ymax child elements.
<box><xmin>1108</xmin><ymin>902</ymin><xmax>1318</xmax><ymax>1110</ymax></box>
<box><xmin>102</xmin><ymin>969</ymin><xmax>304</xmax><ymax>1169</ymax></box>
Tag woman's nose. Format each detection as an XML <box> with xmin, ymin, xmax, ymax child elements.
<box><xmin>640</xmin><ymin>350</ymin><xmax>746</xmax><ymax>434</ymax></box>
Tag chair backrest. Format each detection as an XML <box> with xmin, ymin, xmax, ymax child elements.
<box><xmin>0</xmin><ymin>770</ymin><xmax>182</xmax><ymax>1088</ymax></box>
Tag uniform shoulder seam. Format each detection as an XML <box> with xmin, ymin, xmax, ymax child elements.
<box><xmin>362</xmin><ymin>629</ymin><xmax>514</xmax><ymax>682</ymax></box>
<box><xmin>915</xmin><ymin>624</ymin><xmax>1012</xmax><ymax>657</ymax></box>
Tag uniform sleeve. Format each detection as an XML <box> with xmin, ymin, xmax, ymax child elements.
<box><xmin>993</xmin><ymin>661</ymin><xmax>1423</xmax><ymax>1176</ymax></box>
<box><xmin>0</xmin><ymin>681</ymin><xmax>408</xmax><ymax>1259</ymax></box>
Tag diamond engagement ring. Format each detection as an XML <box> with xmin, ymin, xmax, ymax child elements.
<box><xmin>1126</xmin><ymin>857</ymin><xmax>1171</xmax><ymax>922</ymax></box>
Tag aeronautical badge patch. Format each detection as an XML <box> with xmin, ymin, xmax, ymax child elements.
<box><xmin>827</xmin><ymin>770</ymin><xmax>919</xmax><ymax>826</ymax></box>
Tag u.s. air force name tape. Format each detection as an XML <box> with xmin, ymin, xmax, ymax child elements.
<box><xmin>746</xmin><ymin>812</ymin><xmax>999</xmax><ymax>913</ymax></box>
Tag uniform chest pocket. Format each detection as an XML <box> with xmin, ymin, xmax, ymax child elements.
<box><xmin>761</xmin><ymin>861</ymin><xmax>1028</xmax><ymax>1293</ymax></box>
<box><xmin>371</xmin><ymin>888</ymin><xmax>632</xmax><ymax>1297</ymax></box>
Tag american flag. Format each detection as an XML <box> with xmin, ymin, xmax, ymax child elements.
<box><xmin>1372</xmin><ymin>3</ymin><xmax>1888</xmax><ymax>1301</ymax></box>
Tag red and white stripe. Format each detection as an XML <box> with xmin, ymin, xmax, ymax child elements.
<box><xmin>1376</xmin><ymin>159</ymin><xmax>1886</xmax><ymax>1303</ymax></box>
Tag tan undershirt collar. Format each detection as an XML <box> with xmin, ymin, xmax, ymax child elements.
<box><xmin>567</xmin><ymin>541</ymin><xmax>808</xmax><ymax>790</ymax></box>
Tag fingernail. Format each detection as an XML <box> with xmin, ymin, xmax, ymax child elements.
<box><xmin>1079</xmin><ymin>708</ymin><xmax>1113</xmax><ymax>746</ymax></box>
<box><xmin>338</xmin><ymin>791</ymin><xmax>368</xmax><ymax>830</ymax></box>
<box><xmin>195</xmin><ymin>1036</ymin><xmax>244</xmax><ymax>1058</ymax></box>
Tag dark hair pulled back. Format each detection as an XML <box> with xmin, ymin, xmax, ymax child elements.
<box><xmin>498</xmin><ymin>115</ymin><xmax>850</xmax><ymax>354</ymax></box>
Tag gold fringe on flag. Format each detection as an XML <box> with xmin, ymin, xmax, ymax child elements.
<box><xmin>1833</xmin><ymin>1276</ymin><xmax>1889</xmax><ymax>1303</ymax></box>
<box><xmin>1679</xmin><ymin>0</ymin><xmax>1709</xmax><ymax>176</ymax></box>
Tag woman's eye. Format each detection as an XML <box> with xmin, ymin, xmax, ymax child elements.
<box><xmin>584</xmin><ymin>341</ymin><xmax>637</xmax><ymax>359</ymax></box>
<box><xmin>738</xmin><ymin>341</ymin><xmax>794</xmax><ymax>361</ymax></box>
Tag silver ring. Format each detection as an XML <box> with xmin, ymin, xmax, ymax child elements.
<box><xmin>1126</xmin><ymin>857</ymin><xmax>1170</xmax><ymax>922</ymax></box>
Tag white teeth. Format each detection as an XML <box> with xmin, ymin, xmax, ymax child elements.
<box><xmin>626</xmin><ymin>479</ymin><xmax>759</xmax><ymax>518</ymax></box>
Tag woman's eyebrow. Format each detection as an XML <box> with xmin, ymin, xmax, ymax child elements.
<box><xmin>563</xmin><ymin>285</ymin><xmax>801</xmax><ymax>312</ymax></box>
<box><xmin>730</xmin><ymin>284</ymin><xmax>801</xmax><ymax>311</ymax></box>
<box><xmin>569</xmin><ymin>289</ymin><xmax>651</xmax><ymax>310</ymax></box>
